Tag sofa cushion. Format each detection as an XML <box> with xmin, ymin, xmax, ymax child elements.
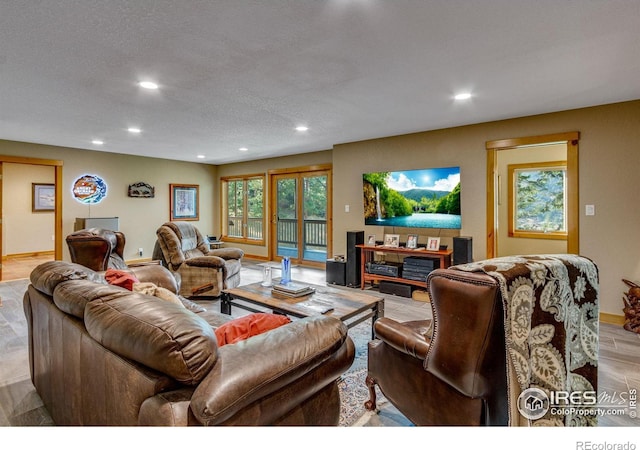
<box><xmin>30</xmin><ymin>260</ymin><xmax>104</xmax><ymax>296</ymax></box>
<box><xmin>215</xmin><ymin>313</ymin><xmax>291</xmax><ymax>346</ymax></box>
<box><xmin>105</xmin><ymin>268</ymin><xmax>139</xmax><ymax>290</ymax></box>
<box><xmin>85</xmin><ymin>292</ymin><xmax>218</xmax><ymax>385</ymax></box>
<box><xmin>53</xmin><ymin>279</ymin><xmax>133</xmax><ymax>319</ymax></box>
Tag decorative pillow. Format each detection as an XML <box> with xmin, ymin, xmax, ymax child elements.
<box><xmin>105</xmin><ymin>269</ymin><xmax>139</xmax><ymax>291</ymax></box>
<box><xmin>133</xmin><ymin>282</ymin><xmax>185</xmax><ymax>308</ymax></box>
<box><xmin>215</xmin><ymin>313</ymin><xmax>291</xmax><ymax>346</ymax></box>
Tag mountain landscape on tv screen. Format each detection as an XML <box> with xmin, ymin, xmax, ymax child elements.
<box><xmin>362</xmin><ymin>167</ymin><xmax>461</xmax><ymax>229</ymax></box>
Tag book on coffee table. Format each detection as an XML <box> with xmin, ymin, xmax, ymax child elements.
<box><xmin>273</xmin><ymin>281</ymin><xmax>312</xmax><ymax>294</ymax></box>
<box><xmin>271</xmin><ymin>286</ymin><xmax>316</xmax><ymax>298</ymax></box>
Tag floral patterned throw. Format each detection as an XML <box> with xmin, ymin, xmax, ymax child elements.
<box><xmin>451</xmin><ymin>255</ymin><xmax>599</xmax><ymax>426</ymax></box>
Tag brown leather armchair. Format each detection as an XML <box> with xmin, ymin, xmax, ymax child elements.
<box><xmin>66</xmin><ymin>227</ymin><xmax>178</xmax><ymax>291</ymax></box>
<box><xmin>66</xmin><ymin>227</ymin><xmax>129</xmax><ymax>271</ymax></box>
<box><xmin>153</xmin><ymin>221</ymin><xmax>244</xmax><ymax>298</ymax></box>
<box><xmin>365</xmin><ymin>268</ymin><xmax>508</xmax><ymax>426</ymax></box>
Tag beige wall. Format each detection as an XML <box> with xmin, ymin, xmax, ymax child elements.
<box><xmin>333</xmin><ymin>99</ymin><xmax>640</xmax><ymax>317</ymax></box>
<box><xmin>496</xmin><ymin>143</ymin><xmax>567</xmax><ymax>256</ymax></box>
<box><xmin>2</xmin><ymin>163</ymin><xmax>55</xmax><ymax>256</ymax></box>
<box><xmin>0</xmin><ymin>140</ymin><xmax>217</xmax><ymax>262</ymax></box>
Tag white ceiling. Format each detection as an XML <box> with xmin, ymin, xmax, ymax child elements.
<box><xmin>1</xmin><ymin>1</ymin><xmax>639</xmax><ymax>165</ymax></box>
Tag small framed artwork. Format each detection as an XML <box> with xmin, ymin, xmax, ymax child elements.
<box><xmin>406</xmin><ymin>234</ymin><xmax>418</xmax><ymax>249</ymax></box>
<box><xmin>170</xmin><ymin>184</ymin><xmax>199</xmax><ymax>221</ymax></box>
<box><xmin>426</xmin><ymin>237</ymin><xmax>441</xmax><ymax>251</ymax></box>
<box><xmin>32</xmin><ymin>183</ymin><xmax>55</xmax><ymax>212</ymax></box>
<box><xmin>367</xmin><ymin>234</ymin><xmax>376</xmax><ymax>246</ymax></box>
<box><xmin>383</xmin><ymin>233</ymin><xmax>400</xmax><ymax>247</ymax></box>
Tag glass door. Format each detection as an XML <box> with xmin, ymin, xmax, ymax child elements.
<box><xmin>270</xmin><ymin>167</ymin><xmax>331</xmax><ymax>266</ymax></box>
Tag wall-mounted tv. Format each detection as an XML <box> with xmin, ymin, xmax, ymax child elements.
<box><xmin>362</xmin><ymin>167</ymin><xmax>461</xmax><ymax>229</ymax></box>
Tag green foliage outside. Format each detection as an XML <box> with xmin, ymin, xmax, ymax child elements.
<box><xmin>515</xmin><ymin>168</ymin><xmax>565</xmax><ymax>231</ymax></box>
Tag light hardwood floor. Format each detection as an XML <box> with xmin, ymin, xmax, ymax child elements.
<box><xmin>0</xmin><ymin>258</ymin><xmax>638</xmax><ymax>427</ymax></box>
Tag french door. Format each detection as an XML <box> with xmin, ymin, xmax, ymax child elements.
<box><xmin>269</xmin><ymin>165</ymin><xmax>331</xmax><ymax>267</ymax></box>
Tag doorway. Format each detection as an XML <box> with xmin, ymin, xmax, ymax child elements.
<box><xmin>269</xmin><ymin>165</ymin><xmax>332</xmax><ymax>267</ymax></box>
<box><xmin>0</xmin><ymin>155</ymin><xmax>63</xmax><ymax>280</ymax></box>
<box><xmin>485</xmin><ymin>132</ymin><xmax>579</xmax><ymax>258</ymax></box>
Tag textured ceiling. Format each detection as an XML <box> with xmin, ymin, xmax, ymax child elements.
<box><xmin>1</xmin><ymin>1</ymin><xmax>639</xmax><ymax>164</ymax></box>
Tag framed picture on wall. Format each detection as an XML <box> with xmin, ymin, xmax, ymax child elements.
<box><xmin>32</xmin><ymin>183</ymin><xmax>55</xmax><ymax>212</ymax></box>
<box><xmin>170</xmin><ymin>184</ymin><xmax>199</xmax><ymax>221</ymax></box>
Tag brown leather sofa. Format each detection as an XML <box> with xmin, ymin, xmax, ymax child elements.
<box><xmin>23</xmin><ymin>260</ymin><xmax>355</xmax><ymax>426</ymax></box>
<box><xmin>366</xmin><ymin>269</ymin><xmax>508</xmax><ymax>426</ymax></box>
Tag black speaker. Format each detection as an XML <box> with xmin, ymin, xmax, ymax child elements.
<box><xmin>346</xmin><ymin>230</ymin><xmax>364</xmax><ymax>287</ymax></box>
<box><xmin>453</xmin><ymin>236</ymin><xmax>473</xmax><ymax>265</ymax></box>
<box><xmin>326</xmin><ymin>259</ymin><xmax>346</xmax><ymax>286</ymax></box>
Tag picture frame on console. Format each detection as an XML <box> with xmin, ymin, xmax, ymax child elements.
<box><xmin>406</xmin><ymin>234</ymin><xmax>418</xmax><ymax>249</ymax></box>
<box><xmin>383</xmin><ymin>234</ymin><xmax>400</xmax><ymax>247</ymax></box>
<box><xmin>367</xmin><ymin>234</ymin><xmax>376</xmax><ymax>245</ymax></box>
<box><xmin>426</xmin><ymin>236</ymin><xmax>441</xmax><ymax>251</ymax></box>
<box><xmin>170</xmin><ymin>183</ymin><xmax>199</xmax><ymax>221</ymax></box>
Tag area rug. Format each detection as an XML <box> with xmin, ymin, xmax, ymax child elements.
<box><xmin>338</xmin><ymin>319</ymin><xmax>389</xmax><ymax>426</ymax></box>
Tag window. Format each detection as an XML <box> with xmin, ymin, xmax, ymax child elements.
<box><xmin>221</xmin><ymin>174</ymin><xmax>265</xmax><ymax>244</ymax></box>
<box><xmin>508</xmin><ymin>161</ymin><xmax>567</xmax><ymax>240</ymax></box>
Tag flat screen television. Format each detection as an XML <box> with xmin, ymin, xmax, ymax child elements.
<box><xmin>362</xmin><ymin>167</ymin><xmax>461</xmax><ymax>229</ymax></box>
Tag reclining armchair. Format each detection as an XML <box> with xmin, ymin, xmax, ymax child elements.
<box><xmin>366</xmin><ymin>254</ymin><xmax>599</xmax><ymax>426</ymax></box>
<box><xmin>153</xmin><ymin>221</ymin><xmax>244</xmax><ymax>298</ymax></box>
<box><xmin>366</xmin><ymin>269</ymin><xmax>508</xmax><ymax>426</ymax></box>
<box><xmin>66</xmin><ymin>227</ymin><xmax>177</xmax><ymax>291</ymax></box>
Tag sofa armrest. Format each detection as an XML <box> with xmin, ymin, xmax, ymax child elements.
<box><xmin>373</xmin><ymin>317</ymin><xmax>431</xmax><ymax>360</ymax></box>
<box><xmin>190</xmin><ymin>315</ymin><xmax>354</xmax><ymax>425</ymax></box>
<box><xmin>206</xmin><ymin>247</ymin><xmax>244</xmax><ymax>260</ymax></box>
<box><xmin>128</xmin><ymin>264</ymin><xmax>180</xmax><ymax>293</ymax></box>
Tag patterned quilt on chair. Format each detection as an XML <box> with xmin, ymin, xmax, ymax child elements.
<box><xmin>451</xmin><ymin>254</ymin><xmax>599</xmax><ymax>426</ymax></box>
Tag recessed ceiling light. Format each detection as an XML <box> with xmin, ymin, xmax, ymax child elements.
<box><xmin>91</xmin><ymin>139</ymin><xmax>104</xmax><ymax>145</ymax></box>
<box><xmin>138</xmin><ymin>81</ymin><xmax>159</xmax><ymax>90</ymax></box>
<box><xmin>238</xmin><ymin>147</ymin><xmax>249</xmax><ymax>152</ymax></box>
<box><xmin>295</xmin><ymin>125</ymin><xmax>309</xmax><ymax>132</ymax></box>
<box><xmin>128</xmin><ymin>127</ymin><xmax>142</xmax><ymax>134</ymax></box>
<box><xmin>196</xmin><ymin>154</ymin><xmax>205</xmax><ymax>159</ymax></box>
<box><xmin>454</xmin><ymin>92</ymin><xmax>472</xmax><ymax>101</ymax></box>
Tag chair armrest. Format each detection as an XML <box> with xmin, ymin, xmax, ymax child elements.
<box><xmin>206</xmin><ymin>247</ymin><xmax>244</xmax><ymax>260</ymax></box>
<box><xmin>373</xmin><ymin>317</ymin><xmax>431</xmax><ymax>360</ymax></box>
<box><xmin>184</xmin><ymin>255</ymin><xmax>226</xmax><ymax>269</ymax></box>
<box><xmin>190</xmin><ymin>316</ymin><xmax>354</xmax><ymax>425</ymax></box>
<box><xmin>128</xmin><ymin>264</ymin><xmax>179</xmax><ymax>293</ymax></box>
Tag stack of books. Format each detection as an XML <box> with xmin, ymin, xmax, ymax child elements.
<box><xmin>272</xmin><ymin>281</ymin><xmax>316</xmax><ymax>298</ymax></box>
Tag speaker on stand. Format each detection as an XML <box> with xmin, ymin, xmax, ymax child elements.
<box><xmin>346</xmin><ymin>231</ymin><xmax>364</xmax><ymax>287</ymax></box>
<box><xmin>453</xmin><ymin>236</ymin><xmax>473</xmax><ymax>265</ymax></box>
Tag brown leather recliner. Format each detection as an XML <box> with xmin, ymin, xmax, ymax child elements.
<box><xmin>66</xmin><ymin>227</ymin><xmax>178</xmax><ymax>291</ymax></box>
<box><xmin>365</xmin><ymin>269</ymin><xmax>508</xmax><ymax>426</ymax></box>
<box><xmin>153</xmin><ymin>221</ymin><xmax>244</xmax><ymax>298</ymax></box>
<box><xmin>66</xmin><ymin>227</ymin><xmax>129</xmax><ymax>271</ymax></box>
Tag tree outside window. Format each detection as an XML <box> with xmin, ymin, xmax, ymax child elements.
<box><xmin>508</xmin><ymin>161</ymin><xmax>567</xmax><ymax>240</ymax></box>
<box><xmin>222</xmin><ymin>175</ymin><xmax>264</xmax><ymax>243</ymax></box>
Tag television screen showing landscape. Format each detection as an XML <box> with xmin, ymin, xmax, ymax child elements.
<box><xmin>362</xmin><ymin>167</ymin><xmax>461</xmax><ymax>229</ymax></box>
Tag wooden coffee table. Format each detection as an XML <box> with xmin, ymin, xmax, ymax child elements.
<box><xmin>222</xmin><ymin>281</ymin><xmax>384</xmax><ymax>338</ymax></box>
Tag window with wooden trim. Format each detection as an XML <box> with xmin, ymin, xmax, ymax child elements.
<box><xmin>508</xmin><ymin>161</ymin><xmax>567</xmax><ymax>240</ymax></box>
<box><xmin>221</xmin><ymin>174</ymin><xmax>265</xmax><ymax>244</ymax></box>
